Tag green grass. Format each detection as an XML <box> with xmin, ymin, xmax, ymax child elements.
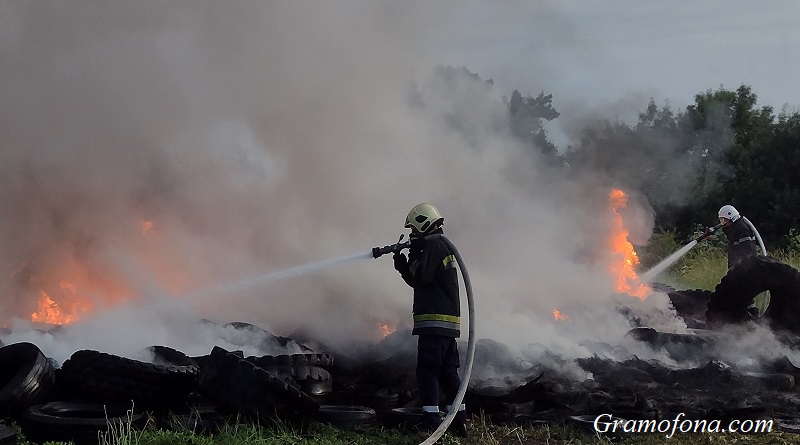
<box><xmin>13</xmin><ymin>413</ymin><xmax>800</xmax><ymax>445</ymax></box>
<box><xmin>640</xmin><ymin>230</ymin><xmax>800</xmax><ymax>290</ymax></box>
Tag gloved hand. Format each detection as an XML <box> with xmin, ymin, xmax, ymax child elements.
<box><xmin>703</xmin><ymin>227</ymin><xmax>715</xmax><ymax>241</ymax></box>
<box><xmin>393</xmin><ymin>252</ymin><xmax>409</xmax><ymax>273</ymax></box>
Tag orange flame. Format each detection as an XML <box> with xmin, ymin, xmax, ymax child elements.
<box><xmin>378</xmin><ymin>323</ymin><xmax>396</xmax><ymax>338</ymax></box>
<box><xmin>608</xmin><ymin>189</ymin><xmax>650</xmax><ymax>299</ymax></box>
<box><xmin>553</xmin><ymin>308</ymin><xmax>570</xmax><ymax>321</ymax></box>
<box><xmin>20</xmin><ymin>216</ymin><xmax>180</xmax><ymax>326</ymax></box>
<box><xmin>31</xmin><ymin>283</ymin><xmax>89</xmax><ymax>325</ymax></box>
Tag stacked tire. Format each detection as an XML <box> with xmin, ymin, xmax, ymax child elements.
<box><xmin>20</xmin><ymin>401</ymin><xmax>147</xmax><ymax>445</ymax></box>
<box><xmin>246</xmin><ymin>353</ymin><xmax>335</xmax><ymax>400</ymax></box>
<box><xmin>197</xmin><ymin>346</ymin><xmax>319</xmax><ymax>425</ymax></box>
<box><xmin>56</xmin><ymin>346</ymin><xmax>199</xmax><ymax>410</ymax></box>
<box><xmin>707</xmin><ymin>256</ymin><xmax>800</xmax><ymax>333</ymax></box>
<box><xmin>0</xmin><ymin>342</ymin><xmax>56</xmax><ymax>417</ymax></box>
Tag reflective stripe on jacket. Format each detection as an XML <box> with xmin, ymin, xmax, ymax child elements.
<box><xmin>722</xmin><ymin>218</ymin><xmax>759</xmax><ymax>269</ymax></box>
<box><xmin>401</xmin><ymin>230</ymin><xmax>460</xmax><ymax>337</ymax></box>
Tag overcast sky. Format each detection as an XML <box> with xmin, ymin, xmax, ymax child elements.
<box><xmin>439</xmin><ymin>1</ymin><xmax>800</xmax><ymax>144</ymax></box>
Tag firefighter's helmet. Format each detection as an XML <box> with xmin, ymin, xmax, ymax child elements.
<box><xmin>718</xmin><ymin>205</ymin><xmax>740</xmax><ymax>222</ymax></box>
<box><xmin>405</xmin><ymin>203</ymin><xmax>444</xmax><ymax>235</ymax></box>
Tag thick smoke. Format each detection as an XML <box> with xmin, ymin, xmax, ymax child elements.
<box><xmin>2</xmin><ymin>2</ymin><xmax>784</xmax><ymax>374</ymax></box>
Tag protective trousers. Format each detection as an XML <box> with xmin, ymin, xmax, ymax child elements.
<box><xmin>416</xmin><ymin>334</ymin><xmax>462</xmax><ymax>413</ymax></box>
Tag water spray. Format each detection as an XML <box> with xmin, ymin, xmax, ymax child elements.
<box><xmin>372</xmin><ymin>234</ymin><xmax>476</xmax><ymax>445</ymax></box>
<box><xmin>640</xmin><ymin>222</ymin><xmax>723</xmax><ymax>283</ymax></box>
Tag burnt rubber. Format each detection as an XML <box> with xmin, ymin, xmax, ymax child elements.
<box><xmin>197</xmin><ymin>346</ymin><xmax>319</xmax><ymax>423</ymax></box>
<box><xmin>247</xmin><ymin>353</ymin><xmax>334</xmax><ymax>369</ymax></box>
<box><xmin>388</xmin><ymin>406</ymin><xmax>428</xmax><ymax>429</ymax></box>
<box><xmin>57</xmin><ymin>346</ymin><xmax>199</xmax><ymax>408</ymax></box>
<box><xmin>707</xmin><ymin>256</ymin><xmax>800</xmax><ymax>333</ymax></box>
<box><xmin>0</xmin><ymin>342</ymin><xmax>56</xmax><ymax>416</ymax></box>
<box><xmin>668</xmin><ymin>289</ymin><xmax>714</xmax><ymax>319</ymax></box>
<box><xmin>20</xmin><ymin>402</ymin><xmax>146</xmax><ymax>445</ymax></box>
<box><xmin>316</xmin><ymin>405</ymin><xmax>377</xmax><ymax>431</ymax></box>
<box><xmin>0</xmin><ymin>423</ymin><xmax>16</xmax><ymax>445</ymax></box>
<box><xmin>245</xmin><ymin>358</ymin><xmax>334</xmax><ymax>396</ymax></box>
<box><xmin>337</xmin><ymin>389</ymin><xmax>400</xmax><ymax>415</ymax></box>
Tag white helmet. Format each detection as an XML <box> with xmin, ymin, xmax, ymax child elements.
<box><xmin>405</xmin><ymin>203</ymin><xmax>444</xmax><ymax>235</ymax></box>
<box><xmin>718</xmin><ymin>205</ymin><xmax>740</xmax><ymax>222</ymax></box>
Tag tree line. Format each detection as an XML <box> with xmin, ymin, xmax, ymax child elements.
<box><xmin>504</xmin><ymin>77</ymin><xmax>800</xmax><ymax>250</ymax></box>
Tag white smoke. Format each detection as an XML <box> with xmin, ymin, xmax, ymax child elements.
<box><xmin>1</xmin><ymin>1</ymin><xmax>784</xmax><ymax>377</ymax></box>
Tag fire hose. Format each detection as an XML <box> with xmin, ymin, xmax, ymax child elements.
<box><xmin>742</xmin><ymin>216</ymin><xmax>770</xmax><ymax>315</ymax></box>
<box><xmin>372</xmin><ymin>234</ymin><xmax>476</xmax><ymax>444</ymax></box>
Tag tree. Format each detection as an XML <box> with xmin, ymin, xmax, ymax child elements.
<box><xmin>508</xmin><ymin>90</ymin><xmax>560</xmax><ymax>159</ymax></box>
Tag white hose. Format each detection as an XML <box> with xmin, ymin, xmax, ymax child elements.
<box><xmin>417</xmin><ymin>234</ymin><xmax>476</xmax><ymax>445</ymax></box>
<box><xmin>741</xmin><ymin>216</ymin><xmax>770</xmax><ymax>315</ymax></box>
<box><xmin>741</xmin><ymin>216</ymin><xmax>767</xmax><ymax>256</ymax></box>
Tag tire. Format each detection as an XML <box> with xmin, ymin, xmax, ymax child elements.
<box><xmin>197</xmin><ymin>346</ymin><xmax>319</xmax><ymax>422</ymax></box>
<box><xmin>337</xmin><ymin>389</ymin><xmax>399</xmax><ymax>415</ymax></box>
<box><xmin>245</xmin><ymin>359</ymin><xmax>334</xmax><ymax>396</ymax></box>
<box><xmin>567</xmin><ymin>414</ymin><xmax>630</xmax><ymax>438</ymax></box>
<box><xmin>738</xmin><ymin>372</ymin><xmax>795</xmax><ymax>390</ymax></box>
<box><xmin>668</xmin><ymin>289</ymin><xmax>714</xmax><ymax>319</ymax></box>
<box><xmin>149</xmin><ymin>346</ymin><xmax>201</xmax><ymax>375</ymax></box>
<box><xmin>292</xmin><ymin>366</ymin><xmax>333</xmax><ymax>396</ymax></box>
<box><xmin>316</xmin><ymin>405</ymin><xmax>376</xmax><ymax>431</ymax></box>
<box><xmin>20</xmin><ymin>402</ymin><xmax>146</xmax><ymax>444</ymax></box>
<box><xmin>57</xmin><ymin>347</ymin><xmax>199</xmax><ymax>409</ymax></box>
<box><xmin>775</xmin><ymin>415</ymin><xmax>800</xmax><ymax>434</ymax></box>
<box><xmin>0</xmin><ymin>423</ymin><xmax>16</xmax><ymax>445</ymax></box>
<box><xmin>222</xmin><ymin>323</ymin><xmax>318</xmax><ymax>356</ymax></box>
<box><xmin>248</xmin><ymin>353</ymin><xmax>334</xmax><ymax>369</ymax></box>
<box><xmin>707</xmin><ymin>256</ymin><xmax>800</xmax><ymax>332</ymax></box>
<box><xmin>0</xmin><ymin>342</ymin><xmax>56</xmax><ymax>416</ymax></box>
<box><xmin>388</xmin><ymin>406</ymin><xmax>428</xmax><ymax>429</ymax></box>
<box><xmin>161</xmin><ymin>404</ymin><xmax>228</xmax><ymax>435</ymax></box>
<box><xmin>626</xmin><ymin>327</ymin><xmax>658</xmax><ymax>344</ymax></box>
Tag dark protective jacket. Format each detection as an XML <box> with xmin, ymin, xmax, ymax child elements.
<box><xmin>398</xmin><ymin>228</ymin><xmax>460</xmax><ymax>337</ymax></box>
<box><xmin>721</xmin><ymin>218</ymin><xmax>758</xmax><ymax>269</ymax></box>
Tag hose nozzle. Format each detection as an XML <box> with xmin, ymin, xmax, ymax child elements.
<box><xmin>694</xmin><ymin>222</ymin><xmax>724</xmax><ymax>243</ymax></box>
<box><xmin>372</xmin><ymin>235</ymin><xmax>411</xmax><ymax>259</ymax></box>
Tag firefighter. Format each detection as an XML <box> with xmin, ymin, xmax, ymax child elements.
<box><xmin>392</xmin><ymin>203</ymin><xmax>467</xmax><ymax>437</ymax></box>
<box><xmin>717</xmin><ymin>204</ymin><xmax>759</xmax><ymax>270</ymax></box>
<box><xmin>716</xmin><ymin>204</ymin><xmax>768</xmax><ymax>317</ymax></box>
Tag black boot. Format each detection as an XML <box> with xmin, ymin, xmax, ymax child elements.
<box><xmin>448</xmin><ymin>410</ymin><xmax>468</xmax><ymax>437</ymax></box>
<box><xmin>420</xmin><ymin>411</ymin><xmax>442</xmax><ymax>433</ymax></box>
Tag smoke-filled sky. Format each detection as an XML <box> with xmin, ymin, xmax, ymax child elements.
<box><xmin>2</xmin><ymin>1</ymin><xmax>798</xmax><ymax>369</ymax></box>
<box><xmin>444</xmin><ymin>1</ymin><xmax>800</xmax><ymax>144</ymax></box>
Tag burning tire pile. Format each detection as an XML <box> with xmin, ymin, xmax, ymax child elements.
<box><xmin>0</xmin><ymin>319</ymin><xmax>449</xmax><ymax>443</ymax></box>
<box><xmin>4</xmin><ymin>256</ymin><xmax>800</xmax><ymax>441</ymax></box>
<box><xmin>0</xmin><ymin>320</ymin><xmax>402</xmax><ymax>444</ymax></box>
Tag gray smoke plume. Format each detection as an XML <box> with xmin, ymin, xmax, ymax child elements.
<box><xmin>1</xmin><ymin>1</ymin><xmax>781</xmax><ymax>374</ymax></box>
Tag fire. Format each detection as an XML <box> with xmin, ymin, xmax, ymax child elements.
<box><xmin>31</xmin><ymin>283</ymin><xmax>89</xmax><ymax>325</ymax></box>
<box><xmin>140</xmin><ymin>219</ymin><xmax>156</xmax><ymax>237</ymax></box>
<box><xmin>608</xmin><ymin>189</ymin><xmax>650</xmax><ymax>299</ymax></box>
<box><xmin>378</xmin><ymin>323</ymin><xmax>395</xmax><ymax>338</ymax></box>
<box><xmin>25</xmin><ymin>255</ymin><xmax>131</xmax><ymax>325</ymax></box>
<box><xmin>552</xmin><ymin>308</ymin><xmax>570</xmax><ymax>321</ymax></box>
